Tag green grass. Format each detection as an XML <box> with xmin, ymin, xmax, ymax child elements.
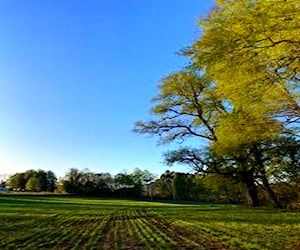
<box><xmin>0</xmin><ymin>195</ymin><xmax>299</xmax><ymax>249</ymax></box>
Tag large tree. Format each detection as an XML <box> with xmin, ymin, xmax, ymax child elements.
<box><xmin>134</xmin><ymin>0</ymin><xmax>299</xmax><ymax>207</ymax></box>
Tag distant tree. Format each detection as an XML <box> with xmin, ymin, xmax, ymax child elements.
<box><xmin>172</xmin><ymin>173</ymin><xmax>187</xmax><ymax>200</ymax></box>
<box><xmin>113</xmin><ymin>169</ymin><xmax>156</xmax><ymax>198</ymax></box>
<box><xmin>131</xmin><ymin>168</ymin><xmax>156</xmax><ymax>184</ymax></box>
<box><xmin>60</xmin><ymin>169</ymin><xmax>114</xmax><ymax>196</ymax></box>
<box><xmin>114</xmin><ymin>172</ymin><xmax>135</xmax><ymax>197</ymax></box>
<box><xmin>24</xmin><ymin>170</ymin><xmax>36</xmax><ymax>180</ymax></box>
<box><xmin>61</xmin><ymin>168</ymin><xmax>84</xmax><ymax>194</ymax></box>
<box><xmin>0</xmin><ymin>174</ymin><xmax>9</xmax><ymax>188</ymax></box>
<box><xmin>7</xmin><ymin>173</ymin><xmax>26</xmax><ymax>190</ymax></box>
<box><xmin>7</xmin><ymin>169</ymin><xmax>57</xmax><ymax>192</ymax></box>
<box><xmin>114</xmin><ymin>172</ymin><xmax>134</xmax><ymax>188</ymax></box>
<box><xmin>45</xmin><ymin>171</ymin><xmax>57</xmax><ymax>192</ymax></box>
<box><xmin>131</xmin><ymin>168</ymin><xmax>156</xmax><ymax>197</ymax></box>
<box><xmin>34</xmin><ymin>170</ymin><xmax>48</xmax><ymax>191</ymax></box>
<box><xmin>93</xmin><ymin>173</ymin><xmax>113</xmax><ymax>195</ymax></box>
<box><xmin>153</xmin><ymin>171</ymin><xmax>174</xmax><ymax>199</ymax></box>
<box><xmin>25</xmin><ymin>177</ymin><xmax>42</xmax><ymax>191</ymax></box>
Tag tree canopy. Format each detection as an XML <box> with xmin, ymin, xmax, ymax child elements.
<box><xmin>188</xmin><ymin>0</ymin><xmax>300</xmax><ymax>133</ymax></box>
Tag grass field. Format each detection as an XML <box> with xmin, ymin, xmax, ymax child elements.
<box><xmin>0</xmin><ymin>195</ymin><xmax>299</xmax><ymax>249</ymax></box>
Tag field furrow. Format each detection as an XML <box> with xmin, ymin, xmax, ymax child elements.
<box><xmin>139</xmin><ymin>211</ymin><xmax>228</xmax><ymax>249</ymax></box>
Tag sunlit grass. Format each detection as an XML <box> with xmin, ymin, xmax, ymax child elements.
<box><xmin>0</xmin><ymin>195</ymin><xmax>299</xmax><ymax>249</ymax></box>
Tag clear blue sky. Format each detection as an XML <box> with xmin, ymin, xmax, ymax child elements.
<box><xmin>0</xmin><ymin>0</ymin><xmax>214</xmax><ymax>178</ymax></box>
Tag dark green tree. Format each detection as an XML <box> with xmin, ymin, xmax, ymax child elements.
<box><xmin>172</xmin><ymin>173</ymin><xmax>187</xmax><ymax>200</ymax></box>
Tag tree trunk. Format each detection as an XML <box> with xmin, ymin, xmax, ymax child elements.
<box><xmin>261</xmin><ymin>172</ymin><xmax>282</xmax><ymax>208</ymax></box>
<box><xmin>252</xmin><ymin>146</ymin><xmax>282</xmax><ymax>208</ymax></box>
<box><xmin>243</xmin><ymin>172</ymin><xmax>260</xmax><ymax>207</ymax></box>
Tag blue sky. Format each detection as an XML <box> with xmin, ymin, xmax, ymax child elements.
<box><xmin>0</xmin><ymin>0</ymin><xmax>214</xmax><ymax>178</ymax></box>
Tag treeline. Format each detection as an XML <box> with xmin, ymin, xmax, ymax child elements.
<box><xmin>150</xmin><ymin>171</ymin><xmax>299</xmax><ymax>208</ymax></box>
<box><xmin>56</xmin><ymin>168</ymin><xmax>156</xmax><ymax>197</ymax></box>
<box><xmin>3</xmin><ymin>168</ymin><xmax>156</xmax><ymax>198</ymax></box>
<box><xmin>2</xmin><ymin>167</ymin><xmax>299</xmax><ymax>208</ymax></box>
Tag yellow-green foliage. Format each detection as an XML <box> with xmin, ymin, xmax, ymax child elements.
<box><xmin>186</xmin><ymin>0</ymin><xmax>300</xmax><ymax>152</ymax></box>
<box><xmin>137</xmin><ymin>0</ymin><xmax>299</xmax><ymax>156</ymax></box>
<box><xmin>195</xmin><ymin>0</ymin><xmax>300</xmax><ymax>99</ymax></box>
<box><xmin>213</xmin><ymin>109</ymin><xmax>282</xmax><ymax>153</ymax></box>
<box><xmin>152</xmin><ymin>71</ymin><xmax>222</xmax><ymax>124</ymax></box>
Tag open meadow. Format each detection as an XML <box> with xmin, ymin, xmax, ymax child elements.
<box><xmin>0</xmin><ymin>195</ymin><xmax>299</xmax><ymax>250</ymax></box>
